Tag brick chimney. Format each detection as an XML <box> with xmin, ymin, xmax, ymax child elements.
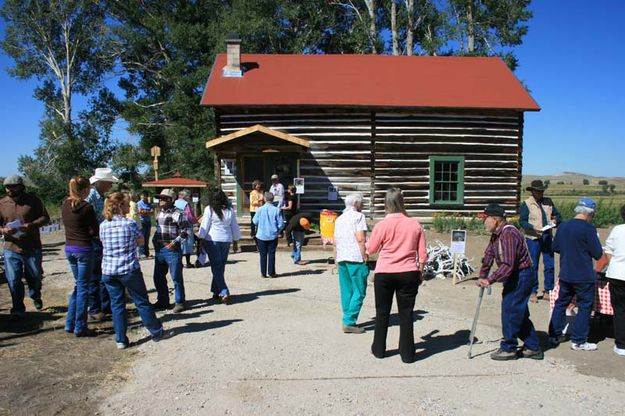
<box><xmin>223</xmin><ymin>33</ymin><xmax>242</xmax><ymax>77</ymax></box>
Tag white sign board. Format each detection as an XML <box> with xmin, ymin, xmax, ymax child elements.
<box><xmin>223</xmin><ymin>159</ymin><xmax>236</xmax><ymax>176</ymax></box>
<box><xmin>450</xmin><ymin>230</ymin><xmax>466</xmax><ymax>255</ymax></box>
<box><xmin>294</xmin><ymin>177</ymin><xmax>305</xmax><ymax>194</ymax></box>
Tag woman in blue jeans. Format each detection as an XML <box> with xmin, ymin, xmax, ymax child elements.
<box><xmin>100</xmin><ymin>192</ymin><xmax>171</xmax><ymax>349</ymax></box>
<box><xmin>198</xmin><ymin>190</ymin><xmax>240</xmax><ymax>304</ymax></box>
<box><xmin>61</xmin><ymin>176</ymin><xmax>100</xmax><ymax>336</ymax></box>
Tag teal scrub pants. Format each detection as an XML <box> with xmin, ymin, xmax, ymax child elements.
<box><xmin>338</xmin><ymin>261</ymin><xmax>369</xmax><ymax>326</ymax></box>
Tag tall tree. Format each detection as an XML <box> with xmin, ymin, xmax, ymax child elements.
<box><xmin>445</xmin><ymin>0</ymin><xmax>532</xmax><ymax>70</ymax></box>
<box><xmin>1</xmin><ymin>0</ymin><xmax>116</xmax><ymax>203</ymax></box>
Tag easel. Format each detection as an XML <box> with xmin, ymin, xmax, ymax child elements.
<box><xmin>452</xmin><ymin>253</ymin><xmax>460</xmax><ymax>285</ymax></box>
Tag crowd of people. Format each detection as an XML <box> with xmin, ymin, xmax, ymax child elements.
<box><xmin>1</xmin><ymin>171</ymin><xmax>624</xmax><ymax>361</ymax></box>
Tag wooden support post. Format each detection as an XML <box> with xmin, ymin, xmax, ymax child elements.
<box><xmin>452</xmin><ymin>253</ymin><xmax>459</xmax><ymax>286</ymax></box>
<box><xmin>151</xmin><ymin>145</ymin><xmax>161</xmax><ymax>181</ymax></box>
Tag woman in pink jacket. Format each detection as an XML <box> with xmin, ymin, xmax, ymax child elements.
<box><xmin>366</xmin><ymin>187</ymin><xmax>427</xmax><ymax>363</ymax></box>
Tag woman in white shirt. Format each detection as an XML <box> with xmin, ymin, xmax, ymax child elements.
<box><xmin>198</xmin><ymin>190</ymin><xmax>240</xmax><ymax>304</ymax></box>
<box><xmin>604</xmin><ymin>204</ymin><xmax>625</xmax><ymax>357</ymax></box>
<box><xmin>333</xmin><ymin>193</ymin><xmax>369</xmax><ymax>334</ymax></box>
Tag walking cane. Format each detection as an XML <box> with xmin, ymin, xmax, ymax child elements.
<box><xmin>468</xmin><ymin>284</ymin><xmax>492</xmax><ymax>359</ymax></box>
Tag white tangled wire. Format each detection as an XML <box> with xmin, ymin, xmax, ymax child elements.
<box><xmin>423</xmin><ymin>240</ymin><xmax>475</xmax><ymax>281</ymax></box>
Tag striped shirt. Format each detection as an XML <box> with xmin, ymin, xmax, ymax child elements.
<box><xmin>152</xmin><ymin>207</ymin><xmax>189</xmax><ymax>248</ymax></box>
<box><xmin>479</xmin><ymin>222</ymin><xmax>532</xmax><ymax>283</ymax></box>
<box><xmin>100</xmin><ymin>216</ymin><xmax>142</xmax><ymax>275</ymax></box>
<box><xmin>86</xmin><ymin>188</ymin><xmax>105</xmax><ymax>223</ymax></box>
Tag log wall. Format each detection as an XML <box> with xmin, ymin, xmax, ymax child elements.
<box><xmin>215</xmin><ymin>108</ymin><xmax>524</xmax><ymax>218</ymax></box>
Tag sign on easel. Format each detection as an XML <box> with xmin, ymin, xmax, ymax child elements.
<box><xmin>450</xmin><ymin>230</ymin><xmax>467</xmax><ymax>285</ymax></box>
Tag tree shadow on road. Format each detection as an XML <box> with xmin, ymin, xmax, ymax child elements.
<box><xmin>231</xmin><ymin>288</ymin><xmax>301</xmax><ymax>305</ymax></box>
<box><xmin>276</xmin><ymin>269</ymin><xmax>325</xmax><ymax>278</ymax></box>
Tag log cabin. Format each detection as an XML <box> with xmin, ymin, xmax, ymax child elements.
<box><xmin>201</xmin><ymin>37</ymin><xmax>540</xmax><ymax>220</ymax></box>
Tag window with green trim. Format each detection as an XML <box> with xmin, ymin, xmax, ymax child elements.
<box><xmin>429</xmin><ymin>156</ymin><xmax>464</xmax><ymax>205</ymax></box>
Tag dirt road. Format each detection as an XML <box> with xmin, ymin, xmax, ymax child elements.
<box><xmin>2</xmin><ymin>230</ymin><xmax>625</xmax><ymax>415</ymax></box>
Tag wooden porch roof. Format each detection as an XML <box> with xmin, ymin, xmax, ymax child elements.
<box><xmin>205</xmin><ymin>124</ymin><xmax>310</xmax><ymax>149</ymax></box>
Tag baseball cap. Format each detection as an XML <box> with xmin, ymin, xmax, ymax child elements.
<box><xmin>477</xmin><ymin>203</ymin><xmax>506</xmax><ymax>218</ymax></box>
<box><xmin>3</xmin><ymin>175</ymin><xmax>24</xmax><ymax>186</ymax></box>
<box><xmin>299</xmin><ymin>217</ymin><xmax>311</xmax><ymax>230</ymax></box>
<box><xmin>576</xmin><ymin>197</ymin><xmax>596</xmax><ymax>210</ymax></box>
<box><xmin>157</xmin><ymin>189</ymin><xmax>176</xmax><ymax>199</ymax></box>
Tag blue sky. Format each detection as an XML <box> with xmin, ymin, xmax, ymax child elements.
<box><xmin>0</xmin><ymin>1</ymin><xmax>624</xmax><ymax>178</ymax></box>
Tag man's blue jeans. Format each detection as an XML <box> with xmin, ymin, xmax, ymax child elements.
<box><xmin>139</xmin><ymin>220</ymin><xmax>151</xmax><ymax>257</ymax></box>
<box><xmin>500</xmin><ymin>267</ymin><xmax>540</xmax><ymax>352</ymax></box>
<box><xmin>64</xmin><ymin>251</ymin><xmax>94</xmax><ymax>334</ymax></box>
<box><xmin>291</xmin><ymin>231</ymin><xmax>305</xmax><ymax>263</ymax></box>
<box><xmin>257</xmin><ymin>238</ymin><xmax>278</xmax><ymax>277</ymax></box>
<box><xmin>549</xmin><ymin>280</ymin><xmax>595</xmax><ymax>344</ymax></box>
<box><xmin>3</xmin><ymin>249</ymin><xmax>42</xmax><ymax>315</ymax></box>
<box><xmin>204</xmin><ymin>240</ymin><xmax>231</xmax><ymax>297</ymax></box>
<box><xmin>526</xmin><ymin>234</ymin><xmax>555</xmax><ymax>294</ymax></box>
<box><xmin>103</xmin><ymin>268</ymin><xmax>163</xmax><ymax>344</ymax></box>
<box><xmin>88</xmin><ymin>244</ymin><xmax>110</xmax><ymax>315</ymax></box>
<box><xmin>153</xmin><ymin>246</ymin><xmax>185</xmax><ymax>305</ymax></box>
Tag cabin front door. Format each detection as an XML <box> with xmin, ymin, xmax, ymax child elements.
<box><xmin>237</xmin><ymin>153</ymin><xmax>298</xmax><ymax>214</ymax></box>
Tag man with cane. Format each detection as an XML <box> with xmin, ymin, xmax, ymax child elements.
<box><xmin>476</xmin><ymin>203</ymin><xmax>543</xmax><ymax>361</ymax></box>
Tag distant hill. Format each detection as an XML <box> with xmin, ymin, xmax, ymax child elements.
<box><xmin>524</xmin><ymin>173</ymin><xmax>625</xmax><ymax>187</ymax></box>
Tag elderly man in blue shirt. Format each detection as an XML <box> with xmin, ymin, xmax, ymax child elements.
<box><xmin>549</xmin><ymin>198</ymin><xmax>603</xmax><ymax>351</ymax></box>
<box><xmin>252</xmin><ymin>192</ymin><xmax>284</xmax><ymax>278</ymax></box>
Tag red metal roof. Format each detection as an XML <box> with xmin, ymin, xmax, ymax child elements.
<box><xmin>142</xmin><ymin>175</ymin><xmax>208</xmax><ymax>188</ymax></box>
<box><xmin>201</xmin><ymin>54</ymin><xmax>539</xmax><ymax>111</ymax></box>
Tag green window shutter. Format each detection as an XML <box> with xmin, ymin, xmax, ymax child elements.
<box><xmin>429</xmin><ymin>156</ymin><xmax>464</xmax><ymax>205</ymax></box>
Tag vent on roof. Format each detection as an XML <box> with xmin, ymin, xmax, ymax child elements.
<box><xmin>223</xmin><ymin>33</ymin><xmax>242</xmax><ymax>78</ymax></box>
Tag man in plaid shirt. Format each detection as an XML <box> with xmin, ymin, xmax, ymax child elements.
<box><xmin>478</xmin><ymin>203</ymin><xmax>542</xmax><ymax>361</ymax></box>
<box><xmin>152</xmin><ymin>189</ymin><xmax>190</xmax><ymax>313</ymax></box>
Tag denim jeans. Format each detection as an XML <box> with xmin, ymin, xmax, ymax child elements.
<box><xmin>103</xmin><ymin>268</ymin><xmax>163</xmax><ymax>344</ymax></box>
<box><xmin>204</xmin><ymin>240</ymin><xmax>231</xmax><ymax>297</ymax></box>
<box><xmin>257</xmin><ymin>238</ymin><xmax>278</xmax><ymax>277</ymax></box>
<box><xmin>139</xmin><ymin>220</ymin><xmax>151</xmax><ymax>257</ymax></box>
<box><xmin>64</xmin><ymin>251</ymin><xmax>94</xmax><ymax>334</ymax></box>
<box><xmin>87</xmin><ymin>244</ymin><xmax>110</xmax><ymax>315</ymax></box>
<box><xmin>338</xmin><ymin>261</ymin><xmax>369</xmax><ymax>326</ymax></box>
<box><xmin>526</xmin><ymin>234</ymin><xmax>555</xmax><ymax>293</ymax></box>
<box><xmin>372</xmin><ymin>271</ymin><xmax>420</xmax><ymax>362</ymax></box>
<box><xmin>549</xmin><ymin>280</ymin><xmax>595</xmax><ymax>344</ymax></box>
<box><xmin>291</xmin><ymin>231</ymin><xmax>305</xmax><ymax>263</ymax></box>
<box><xmin>153</xmin><ymin>246</ymin><xmax>185</xmax><ymax>305</ymax></box>
<box><xmin>500</xmin><ymin>267</ymin><xmax>540</xmax><ymax>352</ymax></box>
<box><xmin>3</xmin><ymin>249</ymin><xmax>43</xmax><ymax>315</ymax></box>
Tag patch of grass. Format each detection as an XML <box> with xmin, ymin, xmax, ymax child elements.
<box><xmin>557</xmin><ymin>200</ymin><xmax>623</xmax><ymax>228</ymax></box>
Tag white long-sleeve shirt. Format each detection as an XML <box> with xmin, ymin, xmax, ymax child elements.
<box><xmin>198</xmin><ymin>206</ymin><xmax>241</xmax><ymax>243</ymax></box>
<box><xmin>605</xmin><ymin>224</ymin><xmax>625</xmax><ymax>281</ymax></box>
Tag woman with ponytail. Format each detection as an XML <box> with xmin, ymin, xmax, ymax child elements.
<box><xmin>61</xmin><ymin>176</ymin><xmax>100</xmax><ymax>336</ymax></box>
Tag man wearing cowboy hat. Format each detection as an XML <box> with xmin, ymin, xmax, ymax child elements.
<box><xmin>86</xmin><ymin>167</ymin><xmax>119</xmax><ymax>320</ymax></box>
<box><xmin>152</xmin><ymin>188</ymin><xmax>190</xmax><ymax>313</ymax></box>
<box><xmin>519</xmin><ymin>179</ymin><xmax>561</xmax><ymax>303</ymax></box>
<box><xmin>0</xmin><ymin>174</ymin><xmax>49</xmax><ymax>320</ymax></box>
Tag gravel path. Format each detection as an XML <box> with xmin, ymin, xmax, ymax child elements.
<box><xmin>99</xmin><ymin>249</ymin><xmax>625</xmax><ymax>416</ymax></box>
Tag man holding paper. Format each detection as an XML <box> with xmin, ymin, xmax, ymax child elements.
<box><xmin>0</xmin><ymin>175</ymin><xmax>49</xmax><ymax>321</ymax></box>
<box><xmin>520</xmin><ymin>179</ymin><xmax>561</xmax><ymax>303</ymax></box>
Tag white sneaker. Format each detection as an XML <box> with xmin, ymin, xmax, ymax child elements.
<box><xmin>571</xmin><ymin>342</ymin><xmax>597</xmax><ymax>351</ymax></box>
<box><xmin>614</xmin><ymin>346</ymin><xmax>625</xmax><ymax>356</ymax></box>
<box><xmin>116</xmin><ymin>342</ymin><xmax>128</xmax><ymax>350</ymax></box>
